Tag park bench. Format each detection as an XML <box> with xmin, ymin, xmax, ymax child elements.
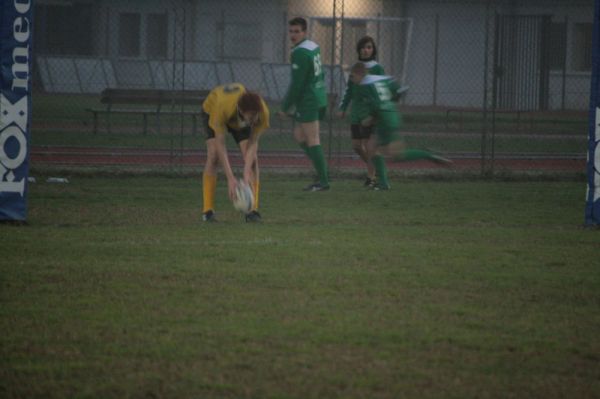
<box><xmin>86</xmin><ymin>88</ymin><xmax>209</xmax><ymax>135</ymax></box>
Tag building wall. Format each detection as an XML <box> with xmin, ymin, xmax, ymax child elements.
<box><xmin>33</xmin><ymin>0</ymin><xmax>593</xmax><ymax>110</ymax></box>
<box><xmin>404</xmin><ymin>0</ymin><xmax>593</xmax><ymax>110</ymax></box>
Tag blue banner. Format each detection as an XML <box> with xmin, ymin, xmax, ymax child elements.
<box><xmin>0</xmin><ymin>0</ymin><xmax>32</xmax><ymax>222</ymax></box>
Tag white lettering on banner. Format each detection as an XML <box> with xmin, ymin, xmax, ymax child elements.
<box><xmin>0</xmin><ymin>94</ymin><xmax>27</xmax><ymax>131</ymax></box>
<box><xmin>14</xmin><ymin>16</ymin><xmax>30</xmax><ymax>42</ymax></box>
<box><xmin>0</xmin><ymin>0</ymin><xmax>30</xmax><ymax>197</ymax></box>
<box><xmin>0</xmin><ymin>126</ymin><xmax>27</xmax><ymax>169</ymax></box>
<box><xmin>15</xmin><ymin>0</ymin><xmax>31</xmax><ymax>14</ymax></box>
<box><xmin>0</xmin><ymin>126</ymin><xmax>26</xmax><ymax>195</ymax></box>
<box><xmin>11</xmin><ymin>46</ymin><xmax>29</xmax><ymax>91</ymax></box>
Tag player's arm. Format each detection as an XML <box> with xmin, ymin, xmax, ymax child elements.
<box><xmin>337</xmin><ymin>78</ymin><xmax>354</xmax><ymax>117</ymax></box>
<box><xmin>210</xmin><ymin>114</ymin><xmax>238</xmax><ymax>199</ymax></box>
<box><xmin>358</xmin><ymin>85</ymin><xmax>377</xmax><ymax>126</ymax></box>
<box><xmin>215</xmin><ymin>135</ymin><xmax>238</xmax><ymax>200</ymax></box>
<box><xmin>388</xmin><ymin>79</ymin><xmax>404</xmax><ymax>102</ymax></box>
<box><xmin>243</xmin><ymin>133</ymin><xmax>259</xmax><ymax>184</ymax></box>
<box><xmin>281</xmin><ymin>51</ymin><xmax>310</xmax><ymax>113</ymax></box>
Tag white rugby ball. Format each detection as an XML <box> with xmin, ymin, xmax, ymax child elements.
<box><xmin>233</xmin><ymin>180</ymin><xmax>254</xmax><ymax>213</ymax></box>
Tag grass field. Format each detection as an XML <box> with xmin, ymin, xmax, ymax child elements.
<box><xmin>1</xmin><ymin>176</ymin><xmax>599</xmax><ymax>398</ymax></box>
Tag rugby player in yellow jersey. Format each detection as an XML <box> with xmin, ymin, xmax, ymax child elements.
<box><xmin>201</xmin><ymin>83</ymin><xmax>270</xmax><ymax>223</ymax></box>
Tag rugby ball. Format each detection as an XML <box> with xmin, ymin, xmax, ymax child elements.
<box><xmin>233</xmin><ymin>180</ymin><xmax>254</xmax><ymax>213</ymax></box>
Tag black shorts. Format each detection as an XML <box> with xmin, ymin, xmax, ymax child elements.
<box><xmin>202</xmin><ymin>112</ymin><xmax>251</xmax><ymax>144</ymax></box>
<box><xmin>351</xmin><ymin>123</ymin><xmax>374</xmax><ymax>140</ymax></box>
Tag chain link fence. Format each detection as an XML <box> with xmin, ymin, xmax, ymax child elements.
<box><xmin>30</xmin><ymin>0</ymin><xmax>592</xmax><ymax>176</ymax></box>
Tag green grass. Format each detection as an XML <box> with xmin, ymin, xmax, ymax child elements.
<box><xmin>2</xmin><ymin>177</ymin><xmax>599</xmax><ymax>398</ymax></box>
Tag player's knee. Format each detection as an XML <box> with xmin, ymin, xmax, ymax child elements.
<box><xmin>205</xmin><ymin>153</ymin><xmax>218</xmax><ymax>169</ymax></box>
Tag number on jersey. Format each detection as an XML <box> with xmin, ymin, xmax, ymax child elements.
<box><xmin>313</xmin><ymin>53</ymin><xmax>323</xmax><ymax>77</ymax></box>
<box><xmin>374</xmin><ymin>81</ymin><xmax>392</xmax><ymax>102</ymax></box>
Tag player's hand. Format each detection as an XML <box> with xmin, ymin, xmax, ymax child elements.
<box><xmin>336</xmin><ymin>111</ymin><xmax>345</xmax><ymax>118</ymax></box>
<box><xmin>361</xmin><ymin>116</ymin><xmax>374</xmax><ymax>127</ymax></box>
<box><xmin>277</xmin><ymin>110</ymin><xmax>288</xmax><ymax>118</ymax></box>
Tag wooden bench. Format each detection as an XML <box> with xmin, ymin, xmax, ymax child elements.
<box><xmin>86</xmin><ymin>88</ymin><xmax>209</xmax><ymax>135</ymax></box>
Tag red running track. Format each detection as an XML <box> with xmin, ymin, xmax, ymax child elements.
<box><xmin>30</xmin><ymin>146</ymin><xmax>585</xmax><ymax>172</ymax></box>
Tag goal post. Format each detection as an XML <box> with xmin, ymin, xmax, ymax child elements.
<box><xmin>585</xmin><ymin>0</ymin><xmax>600</xmax><ymax>226</ymax></box>
<box><xmin>0</xmin><ymin>0</ymin><xmax>32</xmax><ymax>223</ymax></box>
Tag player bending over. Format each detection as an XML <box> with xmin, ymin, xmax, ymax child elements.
<box><xmin>349</xmin><ymin>63</ymin><xmax>452</xmax><ymax>190</ymax></box>
<box><xmin>201</xmin><ymin>83</ymin><xmax>269</xmax><ymax>222</ymax></box>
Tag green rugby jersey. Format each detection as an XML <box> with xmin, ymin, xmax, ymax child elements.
<box><xmin>339</xmin><ymin>60</ymin><xmax>385</xmax><ymax>124</ymax></box>
<box><xmin>281</xmin><ymin>39</ymin><xmax>327</xmax><ymax>114</ymax></box>
<box><xmin>357</xmin><ymin>74</ymin><xmax>403</xmax><ymax>133</ymax></box>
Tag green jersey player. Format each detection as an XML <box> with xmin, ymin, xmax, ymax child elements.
<box><xmin>278</xmin><ymin>17</ymin><xmax>329</xmax><ymax>191</ymax></box>
<box><xmin>338</xmin><ymin>36</ymin><xmax>385</xmax><ymax>187</ymax></box>
<box><xmin>350</xmin><ymin>63</ymin><xmax>452</xmax><ymax>190</ymax></box>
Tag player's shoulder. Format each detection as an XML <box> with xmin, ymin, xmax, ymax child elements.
<box><xmin>364</xmin><ymin>61</ymin><xmax>385</xmax><ymax>74</ymax></box>
<box><xmin>218</xmin><ymin>82</ymin><xmax>245</xmax><ymax>94</ymax></box>
<box><xmin>294</xmin><ymin>39</ymin><xmax>320</xmax><ymax>52</ymax></box>
<box><xmin>360</xmin><ymin>75</ymin><xmax>392</xmax><ymax>85</ymax></box>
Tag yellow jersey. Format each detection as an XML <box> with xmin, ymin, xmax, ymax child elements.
<box><xmin>202</xmin><ymin>83</ymin><xmax>270</xmax><ymax>136</ymax></box>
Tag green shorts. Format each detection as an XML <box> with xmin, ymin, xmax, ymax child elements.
<box><xmin>294</xmin><ymin>106</ymin><xmax>326</xmax><ymax>123</ymax></box>
<box><xmin>377</xmin><ymin>128</ymin><xmax>401</xmax><ymax>146</ymax></box>
<box><xmin>375</xmin><ymin>111</ymin><xmax>402</xmax><ymax>146</ymax></box>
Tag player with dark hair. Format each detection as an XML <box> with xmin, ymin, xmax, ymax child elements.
<box><xmin>278</xmin><ymin>17</ymin><xmax>330</xmax><ymax>191</ymax></box>
<box><xmin>338</xmin><ymin>36</ymin><xmax>385</xmax><ymax>188</ymax></box>
<box><xmin>349</xmin><ymin>63</ymin><xmax>451</xmax><ymax>190</ymax></box>
<box><xmin>201</xmin><ymin>83</ymin><xmax>270</xmax><ymax>222</ymax></box>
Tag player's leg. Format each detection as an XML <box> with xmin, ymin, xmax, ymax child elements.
<box><xmin>295</xmin><ymin>106</ymin><xmax>329</xmax><ymax>191</ymax></box>
<box><xmin>369</xmin><ymin>133</ymin><xmax>392</xmax><ymax>190</ymax></box>
<box><xmin>301</xmin><ymin>120</ymin><xmax>330</xmax><ymax>191</ymax></box>
<box><xmin>364</xmin><ymin>133</ymin><xmax>378</xmax><ymax>187</ymax></box>
<box><xmin>351</xmin><ymin>126</ymin><xmax>369</xmax><ymax>164</ymax></box>
<box><xmin>293</xmin><ymin>121</ymin><xmax>308</xmax><ymax>150</ymax></box>
<box><xmin>364</xmin><ymin>138</ymin><xmax>376</xmax><ymax>186</ymax></box>
<box><xmin>359</xmin><ymin>124</ymin><xmax>376</xmax><ymax>186</ymax></box>
<box><xmin>203</xmin><ymin>138</ymin><xmax>219</xmax><ymax>221</ymax></box>
<box><xmin>351</xmin><ymin>124</ymin><xmax>372</xmax><ymax>186</ymax></box>
<box><xmin>391</xmin><ymin>142</ymin><xmax>452</xmax><ymax>165</ymax></box>
<box><xmin>201</xmin><ymin>112</ymin><xmax>219</xmax><ymax>222</ymax></box>
<box><xmin>379</xmin><ymin>112</ymin><xmax>451</xmax><ymax>164</ymax></box>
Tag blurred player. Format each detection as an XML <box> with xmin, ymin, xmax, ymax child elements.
<box><xmin>201</xmin><ymin>83</ymin><xmax>270</xmax><ymax>222</ymax></box>
<box><xmin>278</xmin><ymin>17</ymin><xmax>330</xmax><ymax>191</ymax></box>
<box><xmin>349</xmin><ymin>63</ymin><xmax>451</xmax><ymax>190</ymax></box>
<box><xmin>337</xmin><ymin>36</ymin><xmax>385</xmax><ymax>188</ymax></box>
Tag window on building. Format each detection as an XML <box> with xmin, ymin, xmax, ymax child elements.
<box><xmin>146</xmin><ymin>13</ymin><xmax>168</xmax><ymax>59</ymax></box>
<box><xmin>572</xmin><ymin>22</ymin><xmax>592</xmax><ymax>72</ymax></box>
<box><xmin>222</xmin><ymin>22</ymin><xmax>262</xmax><ymax>59</ymax></box>
<box><xmin>34</xmin><ymin>3</ymin><xmax>93</xmax><ymax>55</ymax></box>
<box><xmin>311</xmin><ymin>19</ymin><xmax>334</xmax><ymax>65</ymax></box>
<box><xmin>548</xmin><ymin>22</ymin><xmax>566</xmax><ymax>71</ymax></box>
<box><xmin>119</xmin><ymin>13</ymin><xmax>141</xmax><ymax>57</ymax></box>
